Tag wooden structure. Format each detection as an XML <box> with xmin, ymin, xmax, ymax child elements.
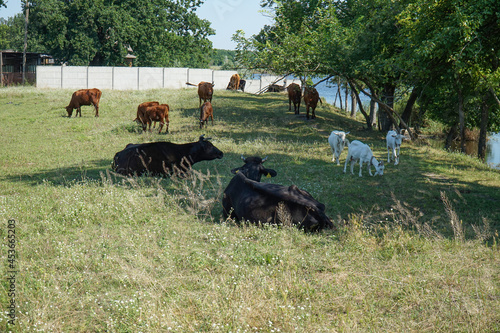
<box><xmin>0</xmin><ymin>50</ymin><xmax>53</xmax><ymax>86</ymax></box>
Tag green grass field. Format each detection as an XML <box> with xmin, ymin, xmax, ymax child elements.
<box><xmin>0</xmin><ymin>86</ymin><xmax>499</xmax><ymax>332</ymax></box>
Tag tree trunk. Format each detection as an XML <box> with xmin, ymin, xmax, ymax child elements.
<box><xmin>445</xmin><ymin>124</ymin><xmax>458</xmax><ymax>150</ymax></box>
<box><xmin>401</xmin><ymin>86</ymin><xmax>420</xmax><ymax>126</ymax></box>
<box><xmin>336</xmin><ymin>77</ymin><xmax>342</xmax><ymax>110</ymax></box>
<box><xmin>22</xmin><ymin>1</ymin><xmax>29</xmax><ymax>84</ymax></box>
<box><xmin>357</xmin><ymin>79</ymin><xmax>415</xmax><ymax>140</ymax></box>
<box><xmin>349</xmin><ymin>80</ymin><xmax>371</xmax><ymax>130</ymax></box>
<box><xmin>379</xmin><ymin>83</ymin><xmax>395</xmax><ymax>131</ymax></box>
<box><xmin>457</xmin><ymin>76</ymin><xmax>466</xmax><ymax>153</ymax></box>
<box><xmin>370</xmin><ymin>85</ymin><xmax>377</xmax><ymax>126</ymax></box>
<box><xmin>369</xmin><ymin>99</ymin><xmax>377</xmax><ymax>127</ymax></box>
<box><xmin>350</xmin><ymin>90</ymin><xmax>357</xmax><ymax>117</ymax></box>
<box><xmin>478</xmin><ymin>94</ymin><xmax>489</xmax><ymax>160</ymax></box>
<box><xmin>344</xmin><ymin>85</ymin><xmax>349</xmax><ymax>113</ymax></box>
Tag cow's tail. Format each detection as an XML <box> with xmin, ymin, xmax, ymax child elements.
<box><xmin>186</xmin><ymin>82</ymin><xmax>197</xmax><ymax>87</ymax></box>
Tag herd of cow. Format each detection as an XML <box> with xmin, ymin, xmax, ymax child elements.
<box><xmin>64</xmin><ymin>75</ymin><xmax>405</xmax><ymax>232</ymax></box>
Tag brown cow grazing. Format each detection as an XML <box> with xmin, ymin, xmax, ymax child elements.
<box><xmin>226</xmin><ymin>73</ymin><xmax>240</xmax><ymax>91</ymax></box>
<box><xmin>303</xmin><ymin>86</ymin><xmax>322</xmax><ymax>119</ymax></box>
<box><xmin>134</xmin><ymin>101</ymin><xmax>159</xmax><ymax>130</ymax></box>
<box><xmin>66</xmin><ymin>88</ymin><xmax>102</xmax><ymax>117</ymax></box>
<box><xmin>143</xmin><ymin>104</ymin><xmax>170</xmax><ymax>133</ymax></box>
<box><xmin>186</xmin><ymin>81</ymin><xmax>214</xmax><ymax>107</ymax></box>
<box><xmin>287</xmin><ymin>83</ymin><xmax>301</xmax><ymax>114</ymax></box>
<box><xmin>200</xmin><ymin>101</ymin><xmax>214</xmax><ymax>129</ymax></box>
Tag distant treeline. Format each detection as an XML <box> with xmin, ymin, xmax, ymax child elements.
<box><xmin>210</xmin><ymin>49</ymin><xmax>236</xmax><ymax>69</ymax></box>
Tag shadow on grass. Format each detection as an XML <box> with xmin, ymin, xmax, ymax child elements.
<box><xmin>1</xmin><ymin>159</ymin><xmax>114</xmax><ymax>187</ymax></box>
<box><xmin>176</xmin><ymin>92</ymin><xmax>374</xmax><ymax>147</ymax></box>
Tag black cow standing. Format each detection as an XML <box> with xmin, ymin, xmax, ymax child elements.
<box><xmin>112</xmin><ymin>135</ymin><xmax>223</xmax><ymax>176</ymax></box>
<box><xmin>238</xmin><ymin>79</ymin><xmax>246</xmax><ymax>92</ymax></box>
<box><xmin>222</xmin><ymin>156</ymin><xmax>334</xmax><ymax>232</ymax></box>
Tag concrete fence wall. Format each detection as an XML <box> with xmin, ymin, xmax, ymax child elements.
<box><xmin>36</xmin><ymin>66</ymin><xmax>298</xmax><ymax>94</ymax></box>
<box><xmin>36</xmin><ymin>66</ymin><xmax>237</xmax><ymax>91</ymax></box>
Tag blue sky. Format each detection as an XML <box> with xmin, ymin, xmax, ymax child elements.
<box><xmin>0</xmin><ymin>0</ymin><xmax>273</xmax><ymax>50</ymax></box>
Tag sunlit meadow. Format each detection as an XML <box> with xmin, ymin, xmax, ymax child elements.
<box><xmin>0</xmin><ymin>87</ymin><xmax>499</xmax><ymax>332</ymax></box>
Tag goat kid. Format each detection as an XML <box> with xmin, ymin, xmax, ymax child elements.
<box><xmin>344</xmin><ymin>140</ymin><xmax>384</xmax><ymax>177</ymax></box>
<box><xmin>386</xmin><ymin>130</ymin><xmax>403</xmax><ymax>165</ymax></box>
<box><xmin>328</xmin><ymin>130</ymin><xmax>350</xmax><ymax>165</ymax></box>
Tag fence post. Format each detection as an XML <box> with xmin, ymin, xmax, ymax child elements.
<box><xmin>137</xmin><ymin>67</ymin><xmax>140</xmax><ymax>90</ymax></box>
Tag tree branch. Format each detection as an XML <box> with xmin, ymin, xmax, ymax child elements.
<box><xmin>356</xmin><ymin>79</ymin><xmax>415</xmax><ymax>140</ymax></box>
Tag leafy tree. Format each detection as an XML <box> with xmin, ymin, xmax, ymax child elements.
<box><xmin>398</xmin><ymin>0</ymin><xmax>500</xmax><ymax>156</ymax></box>
<box><xmin>236</xmin><ymin>0</ymin><xmax>412</xmax><ymax>131</ymax></box>
<box><xmin>0</xmin><ymin>18</ymin><xmax>12</xmax><ymax>49</ymax></box>
<box><xmin>210</xmin><ymin>49</ymin><xmax>236</xmax><ymax>68</ymax></box>
<box><xmin>233</xmin><ymin>0</ymin><xmax>326</xmax><ymax>83</ymax></box>
<box><xmin>326</xmin><ymin>0</ymin><xmax>414</xmax><ymax>131</ymax></box>
<box><xmin>1</xmin><ymin>14</ymin><xmax>43</xmax><ymax>52</ymax></box>
<box><xmin>24</xmin><ymin>0</ymin><xmax>214</xmax><ymax>67</ymax></box>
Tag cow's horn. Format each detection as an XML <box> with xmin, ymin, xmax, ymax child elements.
<box><xmin>240</xmin><ymin>154</ymin><xmax>246</xmax><ymax>161</ymax></box>
<box><xmin>199</xmin><ymin>134</ymin><xmax>205</xmax><ymax>141</ymax></box>
<box><xmin>262</xmin><ymin>156</ymin><xmax>268</xmax><ymax>162</ymax></box>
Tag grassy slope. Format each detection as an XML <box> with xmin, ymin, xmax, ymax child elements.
<box><xmin>0</xmin><ymin>87</ymin><xmax>499</xmax><ymax>332</ymax></box>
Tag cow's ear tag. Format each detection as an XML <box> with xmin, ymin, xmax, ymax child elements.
<box><xmin>235</xmin><ymin>170</ymin><xmax>239</xmax><ymax>173</ymax></box>
<box><xmin>266</xmin><ymin>173</ymin><xmax>271</xmax><ymax>178</ymax></box>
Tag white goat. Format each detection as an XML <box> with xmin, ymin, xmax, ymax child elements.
<box><xmin>344</xmin><ymin>140</ymin><xmax>384</xmax><ymax>177</ymax></box>
<box><xmin>386</xmin><ymin>130</ymin><xmax>403</xmax><ymax>165</ymax></box>
<box><xmin>328</xmin><ymin>130</ymin><xmax>350</xmax><ymax>165</ymax></box>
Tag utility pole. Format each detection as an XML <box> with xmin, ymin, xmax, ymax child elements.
<box><xmin>22</xmin><ymin>1</ymin><xmax>29</xmax><ymax>85</ymax></box>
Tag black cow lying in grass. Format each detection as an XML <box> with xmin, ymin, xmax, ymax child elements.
<box><xmin>112</xmin><ymin>135</ymin><xmax>223</xmax><ymax>176</ymax></box>
<box><xmin>222</xmin><ymin>156</ymin><xmax>334</xmax><ymax>232</ymax></box>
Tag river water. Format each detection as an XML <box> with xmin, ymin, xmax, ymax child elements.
<box><xmin>428</xmin><ymin>134</ymin><xmax>500</xmax><ymax>170</ymax></box>
<box><xmin>314</xmin><ymin>78</ymin><xmax>371</xmax><ymax>110</ymax></box>
<box><xmin>486</xmin><ymin>133</ymin><xmax>500</xmax><ymax>169</ymax></box>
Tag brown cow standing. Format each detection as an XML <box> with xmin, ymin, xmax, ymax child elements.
<box><xmin>226</xmin><ymin>74</ymin><xmax>240</xmax><ymax>91</ymax></box>
<box><xmin>303</xmin><ymin>87</ymin><xmax>322</xmax><ymax>119</ymax></box>
<box><xmin>134</xmin><ymin>101</ymin><xmax>159</xmax><ymax>130</ymax></box>
<box><xmin>199</xmin><ymin>101</ymin><xmax>214</xmax><ymax>129</ymax></box>
<box><xmin>143</xmin><ymin>104</ymin><xmax>170</xmax><ymax>133</ymax></box>
<box><xmin>186</xmin><ymin>81</ymin><xmax>214</xmax><ymax>107</ymax></box>
<box><xmin>66</xmin><ymin>88</ymin><xmax>102</xmax><ymax>117</ymax></box>
<box><xmin>287</xmin><ymin>83</ymin><xmax>301</xmax><ymax>114</ymax></box>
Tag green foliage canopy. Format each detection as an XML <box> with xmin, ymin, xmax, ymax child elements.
<box><xmin>236</xmin><ymin>0</ymin><xmax>500</xmax><ymax>134</ymax></box>
<box><xmin>233</xmin><ymin>0</ymin><xmax>327</xmax><ymax>80</ymax></box>
<box><xmin>397</xmin><ymin>0</ymin><xmax>500</xmax><ymax>130</ymax></box>
<box><xmin>25</xmin><ymin>0</ymin><xmax>214</xmax><ymax>67</ymax></box>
